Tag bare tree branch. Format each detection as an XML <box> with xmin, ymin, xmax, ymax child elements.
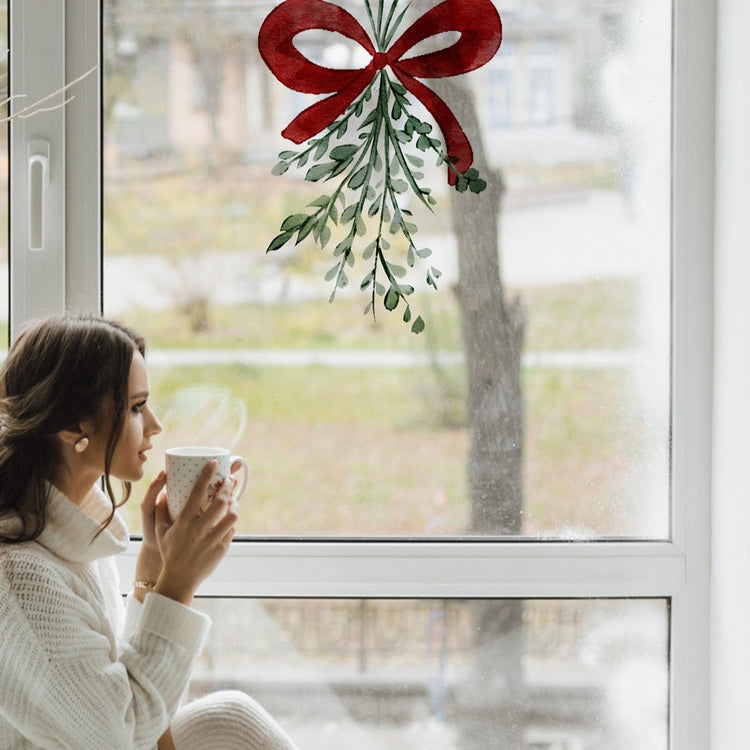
<box><xmin>0</xmin><ymin>65</ymin><xmax>97</xmax><ymax>123</ymax></box>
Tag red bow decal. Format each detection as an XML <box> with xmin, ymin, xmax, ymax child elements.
<box><xmin>258</xmin><ymin>0</ymin><xmax>502</xmax><ymax>185</ymax></box>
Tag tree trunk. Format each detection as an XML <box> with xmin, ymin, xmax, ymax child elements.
<box><xmin>438</xmin><ymin>85</ymin><xmax>525</xmax><ymax>536</ymax></box>
<box><xmin>432</xmin><ymin>75</ymin><xmax>526</xmax><ymax>749</ymax></box>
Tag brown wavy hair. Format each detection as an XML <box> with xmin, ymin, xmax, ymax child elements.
<box><xmin>0</xmin><ymin>313</ymin><xmax>146</xmax><ymax>543</ymax></box>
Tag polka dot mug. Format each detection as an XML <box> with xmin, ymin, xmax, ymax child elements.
<box><xmin>165</xmin><ymin>446</ymin><xmax>249</xmax><ymax>519</ymax></box>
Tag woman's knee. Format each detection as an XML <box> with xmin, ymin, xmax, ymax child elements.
<box><xmin>172</xmin><ymin>689</ymin><xmax>298</xmax><ymax>750</ymax></box>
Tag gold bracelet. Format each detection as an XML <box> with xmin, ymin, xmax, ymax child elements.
<box><xmin>134</xmin><ymin>580</ymin><xmax>156</xmax><ymax>591</ymax></box>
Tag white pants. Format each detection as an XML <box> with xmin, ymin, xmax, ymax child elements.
<box><xmin>171</xmin><ymin>691</ymin><xmax>299</xmax><ymax>750</ymax></box>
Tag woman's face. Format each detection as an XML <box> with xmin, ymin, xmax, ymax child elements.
<box><xmin>109</xmin><ymin>351</ymin><xmax>163</xmax><ymax>482</ymax></box>
<box><xmin>85</xmin><ymin>351</ymin><xmax>162</xmax><ymax>483</ymax></box>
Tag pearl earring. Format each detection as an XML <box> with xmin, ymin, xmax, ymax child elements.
<box><xmin>74</xmin><ymin>436</ymin><xmax>89</xmax><ymax>454</ymax></box>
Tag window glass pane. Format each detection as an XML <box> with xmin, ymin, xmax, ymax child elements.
<box><xmin>189</xmin><ymin>598</ymin><xmax>669</xmax><ymax>749</ymax></box>
<box><xmin>103</xmin><ymin>0</ymin><xmax>670</xmax><ymax>539</ymax></box>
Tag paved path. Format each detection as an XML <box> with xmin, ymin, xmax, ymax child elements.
<box><xmin>100</xmin><ymin>189</ymin><xmax>655</xmax><ymax>315</ymax></box>
<box><xmin>147</xmin><ymin>347</ymin><xmax>645</xmax><ymax>369</ymax></box>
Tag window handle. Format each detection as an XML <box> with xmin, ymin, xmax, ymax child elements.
<box><xmin>28</xmin><ymin>140</ymin><xmax>50</xmax><ymax>251</ymax></box>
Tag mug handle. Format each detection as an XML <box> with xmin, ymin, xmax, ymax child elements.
<box><xmin>229</xmin><ymin>456</ymin><xmax>249</xmax><ymax>500</ymax></box>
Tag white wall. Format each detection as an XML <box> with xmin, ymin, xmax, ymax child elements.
<box><xmin>711</xmin><ymin>0</ymin><xmax>750</xmax><ymax>745</ymax></box>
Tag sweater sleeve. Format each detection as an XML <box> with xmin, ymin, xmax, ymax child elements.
<box><xmin>123</xmin><ymin>591</ymin><xmax>144</xmax><ymax>640</ymax></box>
<box><xmin>0</xmin><ymin>550</ymin><xmax>210</xmax><ymax>750</ymax></box>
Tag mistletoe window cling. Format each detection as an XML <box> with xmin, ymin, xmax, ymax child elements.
<box><xmin>259</xmin><ymin>0</ymin><xmax>503</xmax><ymax>333</ymax></box>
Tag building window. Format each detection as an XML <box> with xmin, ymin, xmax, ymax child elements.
<box><xmin>488</xmin><ymin>68</ymin><xmax>514</xmax><ymax>127</ymax></box>
<box><xmin>528</xmin><ymin>66</ymin><xmax>556</xmax><ymax>125</ymax></box>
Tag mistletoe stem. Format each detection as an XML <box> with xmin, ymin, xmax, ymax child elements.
<box><xmin>330</xmin><ymin>90</ymin><xmax>385</xmax><ymax>295</ymax></box>
<box><xmin>381</xmin><ymin>80</ymin><xmax>433</xmax><ymax>212</ymax></box>
<box><xmin>382</xmin><ymin>0</ymin><xmax>408</xmax><ymax>50</ymax></box>
<box><xmin>363</xmin><ymin>0</ymin><xmax>379</xmax><ymax>47</ymax></box>
<box><xmin>376</xmin><ymin>0</ymin><xmax>386</xmax><ymax>46</ymax></box>
<box><xmin>370</xmin><ymin>119</ymin><xmax>395</xmax><ymax>318</ymax></box>
<box><xmin>375</xmin><ymin>243</ymin><xmax>403</xmax><ymax>296</ymax></box>
<box><xmin>322</xmin><ymin>99</ymin><xmax>380</xmax><ymax>229</ymax></box>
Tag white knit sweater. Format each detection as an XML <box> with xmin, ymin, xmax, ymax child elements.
<box><xmin>0</xmin><ymin>483</ymin><xmax>210</xmax><ymax>750</ymax></box>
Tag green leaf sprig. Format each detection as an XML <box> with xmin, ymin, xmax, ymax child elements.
<box><xmin>266</xmin><ymin>0</ymin><xmax>487</xmax><ymax>333</ymax></box>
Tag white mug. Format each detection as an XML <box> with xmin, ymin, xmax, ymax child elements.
<box><xmin>165</xmin><ymin>446</ymin><xmax>249</xmax><ymax>518</ymax></box>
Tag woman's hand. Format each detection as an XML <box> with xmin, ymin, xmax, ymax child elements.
<box><xmin>140</xmin><ymin>470</ymin><xmax>167</xmax><ymax>552</ymax></box>
<box><xmin>153</xmin><ymin>461</ymin><xmax>238</xmax><ymax>606</ymax></box>
<box><xmin>134</xmin><ymin>471</ymin><xmax>168</xmax><ymax>603</ymax></box>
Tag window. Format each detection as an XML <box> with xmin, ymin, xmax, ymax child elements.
<box><xmin>100</xmin><ymin>0</ymin><xmax>670</xmax><ymax>543</ymax></box>
<box><xmin>8</xmin><ymin>0</ymin><xmax>717</xmax><ymax>747</ymax></box>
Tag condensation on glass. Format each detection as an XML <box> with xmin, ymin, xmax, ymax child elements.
<box><xmin>102</xmin><ymin>0</ymin><xmax>672</xmax><ymax>540</ymax></box>
<box><xmin>189</xmin><ymin>597</ymin><xmax>669</xmax><ymax>750</ymax></box>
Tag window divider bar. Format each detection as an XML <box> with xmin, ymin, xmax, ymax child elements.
<box><xmin>118</xmin><ymin>539</ymin><xmax>685</xmax><ymax>599</ymax></box>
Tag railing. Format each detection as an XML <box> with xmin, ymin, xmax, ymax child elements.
<box><xmin>196</xmin><ymin>600</ymin><xmax>591</xmax><ymax>670</ymax></box>
<box><xmin>190</xmin><ymin>599</ymin><xmax>610</xmax><ymax>748</ymax></box>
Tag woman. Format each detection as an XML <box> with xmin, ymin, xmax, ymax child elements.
<box><xmin>0</xmin><ymin>314</ymin><xmax>298</xmax><ymax>750</ymax></box>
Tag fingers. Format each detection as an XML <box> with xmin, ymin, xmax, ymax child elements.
<box><xmin>154</xmin><ymin>493</ymin><xmax>173</xmax><ymax>534</ymax></box>
<box><xmin>192</xmin><ymin>480</ymin><xmax>238</xmax><ymax>552</ymax></box>
<box><xmin>141</xmin><ymin>472</ymin><xmax>168</xmax><ymax>550</ymax></box>
<box><xmin>141</xmin><ymin>471</ymin><xmax>167</xmax><ymax>515</ymax></box>
<box><xmin>181</xmin><ymin>460</ymin><xmax>219</xmax><ymax>517</ymax></box>
<box><xmin>199</xmin><ymin>478</ymin><xmax>236</xmax><ymax>526</ymax></box>
<box><xmin>212</xmin><ymin>498</ymin><xmax>238</xmax><ymax>550</ymax></box>
<box><xmin>229</xmin><ymin>459</ymin><xmax>248</xmax><ymax>500</ymax></box>
<box><xmin>220</xmin><ymin>523</ymin><xmax>237</xmax><ymax>548</ymax></box>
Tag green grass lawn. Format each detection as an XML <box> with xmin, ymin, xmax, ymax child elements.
<box><xmin>109</xmin><ymin>272</ymin><xmax>665</xmax><ymax>540</ymax></box>
<box><xmin>126</xmin><ymin>277</ymin><xmax>641</xmax><ymax>353</ymax></box>
<box><xmin>118</xmin><ymin>352</ymin><xmax>666</xmax><ymax>540</ymax></box>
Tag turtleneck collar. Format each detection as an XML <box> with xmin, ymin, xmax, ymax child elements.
<box><xmin>35</xmin><ymin>482</ymin><xmax>130</xmax><ymax>563</ymax></box>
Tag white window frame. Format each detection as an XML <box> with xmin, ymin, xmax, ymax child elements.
<box><xmin>8</xmin><ymin>1</ymin><xmax>725</xmax><ymax>748</ymax></box>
